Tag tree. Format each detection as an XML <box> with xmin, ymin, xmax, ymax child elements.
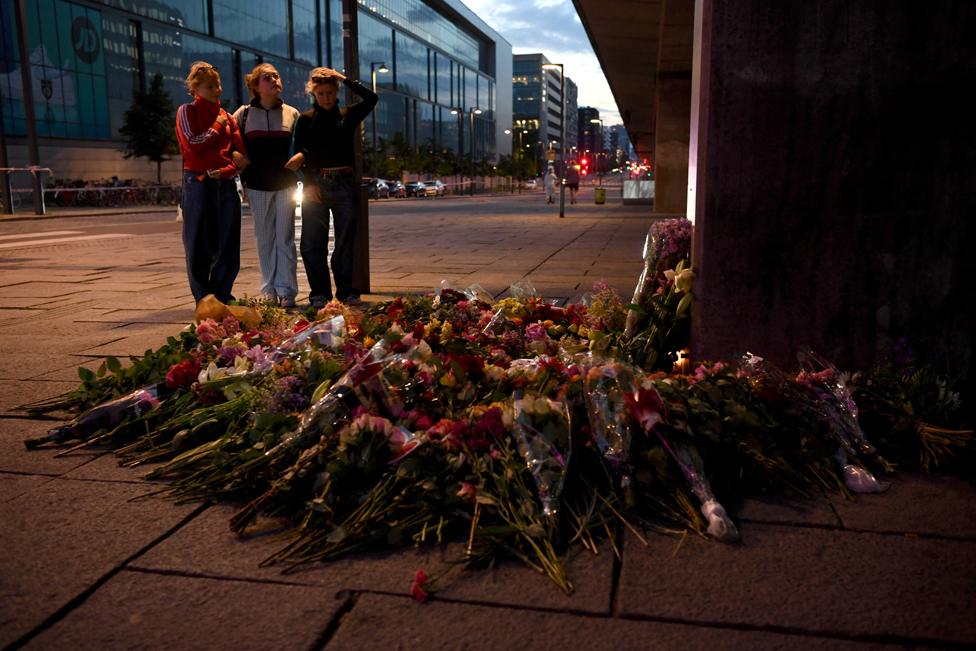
<box><xmin>119</xmin><ymin>73</ymin><xmax>178</xmax><ymax>183</ymax></box>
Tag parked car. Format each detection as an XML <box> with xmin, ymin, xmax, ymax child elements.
<box><xmin>524</xmin><ymin>178</ymin><xmax>538</xmax><ymax>189</ymax></box>
<box><xmin>364</xmin><ymin>178</ymin><xmax>389</xmax><ymax>199</ymax></box>
<box><xmin>424</xmin><ymin>180</ymin><xmax>446</xmax><ymax>197</ymax></box>
<box><xmin>404</xmin><ymin>181</ymin><xmax>426</xmax><ymax>197</ymax></box>
<box><xmin>388</xmin><ymin>180</ymin><xmax>406</xmax><ymax>198</ymax></box>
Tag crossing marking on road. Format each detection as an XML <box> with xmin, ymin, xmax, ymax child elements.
<box><xmin>0</xmin><ymin>233</ymin><xmax>132</xmax><ymax>250</ymax></box>
<box><xmin>0</xmin><ymin>230</ymin><xmax>83</xmax><ymax>241</ymax></box>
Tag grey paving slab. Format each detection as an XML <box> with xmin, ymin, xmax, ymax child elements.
<box><xmin>78</xmin><ymin>308</ymin><xmax>194</xmax><ymax>324</ymax></box>
<box><xmin>327</xmin><ymin>593</ymin><xmax>888</xmax><ymax>651</ymax></box>
<box><xmin>0</xmin><ymin>471</ymin><xmax>53</xmax><ymax>502</ymax></box>
<box><xmin>0</xmin><ymin>417</ymin><xmax>101</xmax><ymax>475</ymax></box>
<box><xmin>737</xmin><ymin>494</ymin><xmax>842</xmax><ymax>528</ymax></box>
<box><xmin>82</xmin><ymin>293</ymin><xmax>191</xmax><ymax>312</ymax></box>
<box><xmin>0</xmin><ymin>334</ymin><xmax>124</xmax><ymax>361</ymax></box>
<box><xmin>617</xmin><ymin>525</ymin><xmax>976</xmax><ymax>646</ymax></box>
<box><xmin>62</xmin><ymin>451</ymin><xmax>166</xmax><ymax>484</ymax></box>
<box><xmin>133</xmin><ymin>504</ymin><xmax>614</xmax><ymax>613</ymax></box>
<box><xmin>832</xmin><ymin>473</ymin><xmax>976</xmax><ymax>539</ymax></box>
<box><xmin>30</xmin><ymin>357</ymin><xmax>105</xmax><ymax>381</ymax></box>
<box><xmin>25</xmin><ymin>570</ymin><xmax>342</xmax><ymax>651</ymax></box>
<box><xmin>0</xmin><ymin>282</ymin><xmax>87</xmax><ymax>298</ymax></box>
<box><xmin>0</xmin><ymin>379</ymin><xmax>79</xmax><ymax>413</ymax></box>
<box><xmin>0</xmin><ymin>478</ymin><xmax>198</xmax><ymax>648</ymax></box>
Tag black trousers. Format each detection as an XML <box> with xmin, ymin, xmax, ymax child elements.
<box><xmin>300</xmin><ymin>173</ymin><xmax>358</xmax><ymax>301</ymax></box>
<box><xmin>181</xmin><ymin>172</ymin><xmax>241</xmax><ymax>303</ymax></box>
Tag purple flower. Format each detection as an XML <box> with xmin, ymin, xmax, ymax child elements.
<box><xmin>524</xmin><ymin>322</ymin><xmax>547</xmax><ymax>342</ymax></box>
<box><xmin>218</xmin><ymin>344</ymin><xmax>246</xmax><ymax>366</ymax></box>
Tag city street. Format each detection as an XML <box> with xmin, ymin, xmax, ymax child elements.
<box><xmin>1</xmin><ymin>191</ymin><xmax>974</xmax><ymax>650</ymax></box>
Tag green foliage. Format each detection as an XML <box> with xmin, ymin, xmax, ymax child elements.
<box><xmin>119</xmin><ymin>73</ymin><xmax>178</xmax><ymax>183</ymax></box>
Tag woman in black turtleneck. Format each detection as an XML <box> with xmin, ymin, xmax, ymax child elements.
<box><xmin>286</xmin><ymin>67</ymin><xmax>377</xmax><ymax>308</ymax></box>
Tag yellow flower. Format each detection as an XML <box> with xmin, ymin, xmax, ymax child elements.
<box><xmin>674</xmin><ymin>268</ymin><xmax>695</xmax><ymax>293</ymax></box>
<box><xmin>363</xmin><ymin>336</ymin><xmax>376</xmax><ymax>348</ymax></box>
<box><xmin>440</xmin><ymin>321</ymin><xmax>454</xmax><ymax>339</ymax></box>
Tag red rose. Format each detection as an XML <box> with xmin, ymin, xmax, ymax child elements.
<box><xmin>165</xmin><ymin>358</ymin><xmax>201</xmax><ymax>389</ymax></box>
<box><xmin>410</xmin><ymin>568</ymin><xmax>429</xmax><ymax>603</ymax></box>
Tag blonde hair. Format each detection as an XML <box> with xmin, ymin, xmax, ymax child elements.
<box><xmin>244</xmin><ymin>63</ymin><xmax>279</xmax><ymax>99</ymax></box>
<box><xmin>305</xmin><ymin>67</ymin><xmax>340</xmax><ymax>95</ymax></box>
<box><xmin>185</xmin><ymin>61</ymin><xmax>221</xmax><ymax>95</ymax></box>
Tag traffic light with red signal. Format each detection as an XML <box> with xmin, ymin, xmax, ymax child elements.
<box><xmin>580</xmin><ymin>157</ymin><xmax>589</xmax><ymax>176</ymax></box>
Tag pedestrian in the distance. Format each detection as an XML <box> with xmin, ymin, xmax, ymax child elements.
<box><xmin>565</xmin><ymin>163</ymin><xmax>581</xmax><ymax>205</ymax></box>
<box><xmin>543</xmin><ymin>166</ymin><xmax>557</xmax><ymax>204</ymax></box>
<box><xmin>233</xmin><ymin>64</ymin><xmax>300</xmax><ymax>308</ymax></box>
<box><xmin>287</xmin><ymin>67</ymin><xmax>377</xmax><ymax>309</ymax></box>
<box><xmin>175</xmin><ymin>61</ymin><xmax>249</xmax><ymax>305</ymax></box>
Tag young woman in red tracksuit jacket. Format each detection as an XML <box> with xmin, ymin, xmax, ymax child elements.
<box><xmin>175</xmin><ymin>61</ymin><xmax>250</xmax><ymax>305</ymax></box>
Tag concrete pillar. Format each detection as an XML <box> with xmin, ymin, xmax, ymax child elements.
<box><xmin>653</xmin><ymin>73</ymin><xmax>691</xmax><ymax>214</ymax></box>
<box><xmin>688</xmin><ymin>0</ymin><xmax>976</xmax><ymax>386</ymax></box>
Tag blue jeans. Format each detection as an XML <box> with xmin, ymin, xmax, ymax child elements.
<box><xmin>300</xmin><ymin>173</ymin><xmax>358</xmax><ymax>301</ymax></box>
<box><xmin>181</xmin><ymin>172</ymin><xmax>241</xmax><ymax>303</ymax></box>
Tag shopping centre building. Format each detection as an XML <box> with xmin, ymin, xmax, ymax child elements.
<box><xmin>1</xmin><ymin>0</ymin><xmax>511</xmax><ymax>181</ymax></box>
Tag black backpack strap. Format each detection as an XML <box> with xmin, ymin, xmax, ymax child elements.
<box><xmin>239</xmin><ymin>106</ymin><xmax>250</xmax><ymax>135</ymax></box>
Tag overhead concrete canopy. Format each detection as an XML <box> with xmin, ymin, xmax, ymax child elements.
<box><xmin>573</xmin><ymin>0</ymin><xmax>694</xmax><ymax>162</ymax></box>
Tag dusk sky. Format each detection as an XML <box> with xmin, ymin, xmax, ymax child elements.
<box><xmin>462</xmin><ymin>0</ymin><xmax>622</xmax><ymax>125</ymax></box>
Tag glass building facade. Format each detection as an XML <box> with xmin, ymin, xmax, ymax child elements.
<box><xmin>1</xmin><ymin>0</ymin><xmax>511</xmax><ymax>173</ymax></box>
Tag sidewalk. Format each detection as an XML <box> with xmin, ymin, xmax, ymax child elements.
<box><xmin>0</xmin><ymin>194</ymin><xmax>973</xmax><ymax>650</ymax></box>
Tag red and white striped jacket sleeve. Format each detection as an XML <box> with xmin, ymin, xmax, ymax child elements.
<box><xmin>176</xmin><ymin>103</ymin><xmax>224</xmax><ymax>154</ymax></box>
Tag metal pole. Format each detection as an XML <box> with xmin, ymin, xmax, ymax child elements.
<box><xmin>0</xmin><ymin>88</ymin><xmax>13</xmax><ymax>214</ymax></box>
<box><xmin>468</xmin><ymin>110</ymin><xmax>474</xmax><ymax>196</ymax></box>
<box><xmin>15</xmin><ymin>0</ymin><xmax>44</xmax><ymax>215</ymax></box>
<box><xmin>342</xmin><ymin>0</ymin><xmax>369</xmax><ymax>293</ymax></box>
<box><xmin>557</xmin><ymin>64</ymin><xmax>566</xmax><ymax>219</ymax></box>
<box><xmin>458</xmin><ymin>112</ymin><xmax>463</xmax><ymax>170</ymax></box>
<box><xmin>371</xmin><ymin>64</ymin><xmax>378</xmax><ymax>182</ymax></box>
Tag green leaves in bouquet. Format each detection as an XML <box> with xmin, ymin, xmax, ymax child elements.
<box><xmin>620</xmin><ymin>265</ymin><xmax>692</xmax><ymax>372</ymax></box>
<box><xmin>849</xmin><ymin>355</ymin><xmax>972</xmax><ymax>471</ymax></box>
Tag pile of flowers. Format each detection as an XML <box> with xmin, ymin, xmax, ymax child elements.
<box><xmin>21</xmin><ymin>219</ymin><xmax>972</xmax><ymax>597</ymax></box>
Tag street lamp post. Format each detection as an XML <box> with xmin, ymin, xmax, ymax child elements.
<box><xmin>451</xmin><ymin>107</ymin><xmax>481</xmax><ymax>195</ymax></box>
<box><xmin>542</xmin><ymin>62</ymin><xmax>565</xmax><ymax>218</ymax></box>
<box><xmin>468</xmin><ymin>108</ymin><xmax>482</xmax><ymax>195</ymax></box>
<box><xmin>450</xmin><ymin>107</ymin><xmax>464</xmax><ymax>191</ymax></box>
<box><xmin>590</xmin><ymin>118</ymin><xmax>605</xmax><ymax>186</ymax></box>
<box><xmin>370</xmin><ymin>61</ymin><xmax>388</xmax><ymax>182</ymax></box>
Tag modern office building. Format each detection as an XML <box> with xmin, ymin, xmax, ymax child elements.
<box><xmin>577</xmin><ymin>106</ymin><xmax>601</xmax><ymax>157</ymax></box>
<box><xmin>0</xmin><ymin>0</ymin><xmax>512</xmax><ymax>181</ymax></box>
<box><xmin>563</xmin><ymin>76</ymin><xmax>577</xmax><ymax>155</ymax></box>
<box><xmin>512</xmin><ymin>52</ymin><xmax>573</xmax><ymax>172</ymax></box>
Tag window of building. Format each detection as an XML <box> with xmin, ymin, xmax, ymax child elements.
<box><xmin>416</xmin><ymin>100</ymin><xmax>434</xmax><ymax>147</ymax></box>
<box><xmin>102</xmin><ymin>14</ymin><xmax>140</xmax><ymax>140</ymax></box>
<box><xmin>434</xmin><ymin>52</ymin><xmax>451</xmax><ymax>107</ymax></box>
<box><xmin>358</xmin><ymin>12</ymin><xmax>393</xmax><ymax>89</ymax></box>
<box><xmin>292</xmin><ymin>0</ymin><xmax>317</xmax><ymax>65</ymax></box>
<box><xmin>372</xmin><ymin>91</ymin><xmax>406</xmax><ymax>146</ymax></box>
<box><xmin>3</xmin><ymin>0</ymin><xmax>111</xmax><ymax>138</ymax></box>
<box><xmin>327</xmin><ymin>0</ymin><xmax>343</xmax><ymax>70</ymax></box>
<box><xmin>213</xmin><ymin>0</ymin><xmax>288</xmax><ymax>59</ymax></box>
<box><xmin>140</xmin><ymin>22</ymin><xmax>183</xmax><ymax>102</ymax></box>
<box><xmin>464</xmin><ymin>65</ymin><xmax>477</xmax><ymax>111</ymax></box>
<box><xmin>395</xmin><ymin>31</ymin><xmax>428</xmax><ymax>100</ymax></box>
<box><xmin>100</xmin><ymin>0</ymin><xmax>208</xmax><ymax>33</ymax></box>
<box><xmin>439</xmin><ymin>106</ymin><xmax>458</xmax><ymax>154</ymax></box>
